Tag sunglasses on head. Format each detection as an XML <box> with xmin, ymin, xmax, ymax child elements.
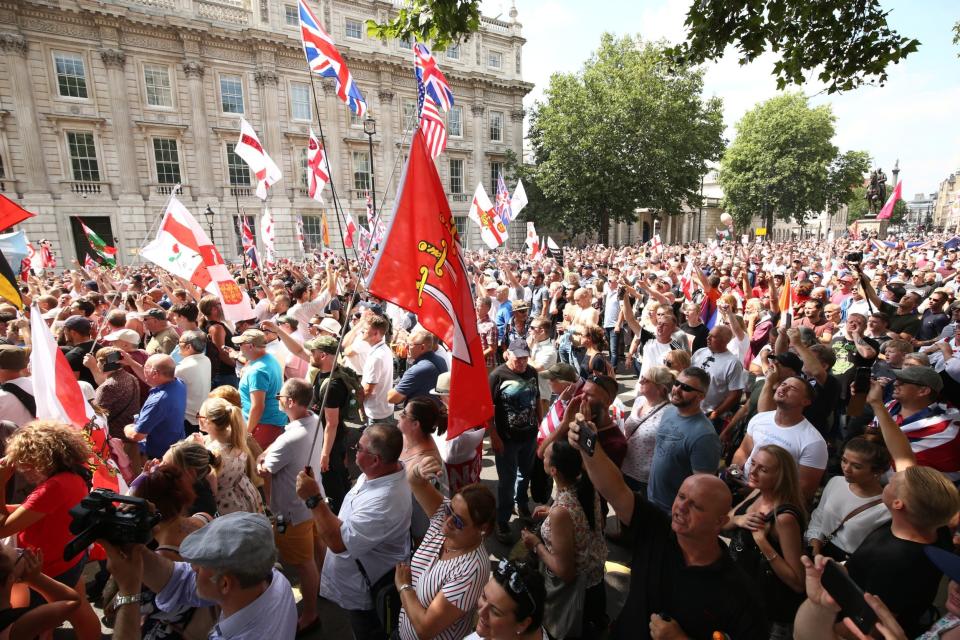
<box><xmin>443</xmin><ymin>502</ymin><xmax>465</xmax><ymax>530</ymax></box>
<box><xmin>494</xmin><ymin>559</ymin><xmax>537</xmax><ymax>615</ymax></box>
<box><xmin>673</xmin><ymin>381</ymin><xmax>703</xmax><ymax>394</ymax></box>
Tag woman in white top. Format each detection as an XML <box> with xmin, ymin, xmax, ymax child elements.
<box><xmin>806</xmin><ymin>435</ymin><xmax>892</xmax><ymax>561</ymax></box>
<box><xmin>464</xmin><ymin>559</ymin><xmax>547</xmax><ymax>640</ymax></box>
<box><xmin>620</xmin><ymin>365</ymin><xmax>674</xmax><ymax>495</ymax></box>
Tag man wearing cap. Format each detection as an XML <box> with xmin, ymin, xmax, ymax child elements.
<box><xmin>232</xmin><ymin>329</ymin><xmax>287</xmax><ymax>449</ymax></box>
<box><xmin>305</xmin><ymin>335</ymin><xmax>351</xmax><ymax>511</ymax></box>
<box><xmin>387</xmin><ymin>329</ymin><xmax>447</xmax><ymax>406</ymax></box>
<box><xmin>0</xmin><ymin>345</ymin><xmax>34</xmax><ymax>426</ymax></box>
<box><xmin>501</xmin><ymin>299</ymin><xmax>530</xmax><ymax>353</ymax></box>
<box><xmin>360</xmin><ymin>314</ymin><xmax>396</xmax><ymax>425</ymax></box>
<box><xmin>830</xmin><ymin>273</ymin><xmax>857</xmax><ymax>307</ymax></box>
<box><xmin>124</xmin><ymin>354</ymin><xmax>187</xmax><ymax>467</ymax></box>
<box><xmin>860</xmin><ymin>274</ymin><xmax>923</xmax><ymax>340</ymax></box>
<box><xmin>142</xmin><ymin>308</ymin><xmax>179</xmax><ymax>356</ymax></box>
<box><xmin>61</xmin><ymin>315</ymin><xmax>99</xmax><ymax>388</ymax></box>
<box><xmin>104</xmin><ymin>511</ymin><xmax>297</xmax><ymax>639</ymax></box>
<box><xmin>527</xmin><ymin>318</ymin><xmax>558</xmax><ymax>416</ymax></box>
<box><xmin>489</xmin><ymin>337</ymin><xmax>541</xmax><ymax>541</ymax></box>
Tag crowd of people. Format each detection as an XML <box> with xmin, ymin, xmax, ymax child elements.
<box><xmin>0</xmin><ymin>229</ymin><xmax>959</xmax><ymax>639</ymax></box>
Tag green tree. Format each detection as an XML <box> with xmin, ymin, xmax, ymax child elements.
<box><xmin>368</xmin><ymin>1</ymin><xmax>920</xmax><ymax>94</ymax></box>
<box><xmin>719</xmin><ymin>93</ymin><xmax>869</xmax><ymax>232</ymax></box>
<box><xmin>528</xmin><ymin>34</ymin><xmax>725</xmax><ymax>241</ymax></box>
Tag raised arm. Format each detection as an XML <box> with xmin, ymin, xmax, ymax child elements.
<box><xmin>866</xmin><ymin>378</ymin><xmax>916</xmax><ymax>471</ymax></box>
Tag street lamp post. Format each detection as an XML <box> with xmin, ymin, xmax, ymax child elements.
<box><xmin>204</xmin><ymin>205</ymin><xmax>215</xmax><ymax>243</ymax></box>
<box><xmin>363</xmin><ymin>116</ymin><xmax>377</xmax><ymax>221</ymax></box>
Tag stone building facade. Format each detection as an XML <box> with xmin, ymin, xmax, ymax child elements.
<box><xmin>0</xmin><ymin>0</ymin><xmax>531</xmax><ymax>265</ymax></box>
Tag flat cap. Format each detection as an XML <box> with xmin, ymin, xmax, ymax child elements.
<box><xmin>179</xmin><ymin>512</ymin><xmax>277</xmax><ymax>577</ymax></box>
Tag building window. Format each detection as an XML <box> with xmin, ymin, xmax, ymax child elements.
<box><xmin>226</xmin><ymin>143</ymin><xmax>250</xmax><ymax>186</ymax></box>
<box><xmin>490</xmin><ymin>161</ymin><xmax>504</xmax><ymax>194</ymax></box>
<box><xmin>66</xmin><ymin>132</ymin><xmax>100</xmax><ymax>182</ymax></box>
<box><xmin>448</xmin><ymin>106</ymin><xmax>463</xmax><ymax>138</ymax></box>
<box><xmin>489</xmin><ymin>111</ymin><xmax>504</xmax><ymax>142</ymax></box>
<box><xmin>298</xmin><ymin>147</ymin><xmax>310</xmax><ymax>191</ymax></box>
<box><xmin>399</xmin><ymin>36</ymin><xmax>412</xmax><ymax>49</ymax></box>
<box><xmin>301</xmin><ymin>214</ymin><xmax>324</xmax><ymax>250</ymax></box>
<box><xmin>446</xmin><ymin>44</ymin><xmax>460</xmax><ymax>61</ymax></box>
<box><xmin>233</xmin><ymin>214</ymin><xmax>256</xmax><ymax>254</ymax></box>
<box><xmin>284</xmin><ymin>4</ymin><xmax>298</xmax><ymax>26</ymax></box>
<box><xmin>54</xmin><ymin>52</ymin><xmax>88</xmax><ymax>99</ymax></box>
<box><xmin>350</xmin><ymin>109</ymin><xmax>363</xmax><ymax>127</ymax></box>
<box><xmin>290</xmin><ymin>83</ymin><xmax>311</xmax><ymax>121</ymax></box>
<box><xmin>487</xmin><ymin>50</ymin><xmax>502</xmax><ymax>69</ymax></box>
<box><xmin>402</xmin><ymin>98</ymin><xmax>418</xmax><ymax>131</ymax></box>
<box><xmin>352</xmin><ymin>151</ymin><xmax>370</xmax><ymax>191</ymax></box>
<box><xmin>454</xmin><ymin>216</ymin><xmax>467</xmax><ymax>240</ymax></box>
<box><xmin>345</xmin><ymin>18</ymin><xmax>363</xmax><ymax>39</ymax></box>
<box><xmin>449</xmin><ymin>159</ymin><xmax>464</xmax><ymax>194</ymax></box>
<box><xmin>220</xmin><ymin>75</ymin><xmax>244</xmax><ymax>114</ymax></box>
<box><xmin>143</xmin><ymin>64</ymin><xmax>173</xmax><ymax>107</ymax></box>
<box><xmin>153</xmin><ymin>138</ymin><xmax>181</xmax><ymax>184</ymax></box>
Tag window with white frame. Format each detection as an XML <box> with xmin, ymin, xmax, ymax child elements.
<box><xmin>284</xmin><ymin>4</ymin><xmax>298</xmax><ymax>26</ymax></box>
<box><xmin>399</xmin><ymin>35</ymin><xmax>412</xmax><ymax>49</ymax></box>
<box><xmin>449</xmin><ymin>159</ymin><xmax>464</xmax><ymax>194</ymax></box>
<box><xmin>446</xmin><ymin>44</ymin><xmax>460</xmax><ymax>60</ymax></box>
<box><xmin>143</xmin><ymin>64</ymin><xmax>173</xmax><ymax>107</ymax></box>
<box><xmin>489</xmin><ymin>111</ymin><xmax>504</xmax><ymax>142</ymax></box>
<box><xmin>448</xmin><ymin>106</ymin><xmax>463</xmax><ymax>138</ymax></box>
<box><xmin>220</xmin><ymin>74</ymin><xmax>244</xmax><ymax>114</ymax></box>
<box><xmin>290</xmin><ymin>83</ymin><xmax>311</xmax><ymax>121</ymax></box>
<box><xmin>345</xmin><ymin>18</ymin><xmax>363</xmax><ymax>39</ymax></box>
<box><xmin>153</xmin><ymin>138</ymin><xmax>181</xmax><ymax>184</ymax></box>
<box><xmin>487</xmin><ymin>50</ymin><xmax>502</xmax><ymax>69</ymax></box>
<box><xmin>352</xmin><ymin>151</ymin><xmax>371</xmax><ymax>191</ymax></box>
<box><xmin>490</xmin><ymin>161</ymin><xmax>504</xmax><ymax>194</ymax></box>
<box><xmin>301</xmin><ymin>214</ymin><xmax>324</xmax><ymax>250</ymax></box>
<box><xmin>66</xmin><ymin>132</ymin><xmax>100</xmax><ymax>182</ymax></box>
<box><xmin>454</xmin><ymin>216</ymin><xmax>467</xmax><ymax>240</ymax></box>
<box><xmin>54</xmin><ymin>52</ymin><xmax>88</xmax><ymax>99</ymax></box>
<box><xmin>298</xmin><ymin>147</ymin><xmax>309</xmax><ymax>190</ymax></box>
<box><xmin>402</xmin><ymin>98</ymin><xmax>418</xmax><ymax>131</ymax></box>
<box><xmin>226</xmin><ymin>143</ymin><xmax>250</xmax><ymax>185</ymax></box>
<box><xmin>350</xmin><ymin>108</ymin><xmax>363</xmax><ymax>127</ymax></box>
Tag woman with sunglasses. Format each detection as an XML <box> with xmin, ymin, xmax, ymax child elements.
<box><xmin>621</xmin><ymin>365</ymin><xmax>675</xmax><ymax>495</ymax></box>
<box><xmin>465</xmin><ymin>560</ymin><xmax>547</xmax><ymax>640</ymax></box>
<box><xmin>395</xmin><ymin>456</ymin><xmax>495</xmax><ymax>640</ymax></box>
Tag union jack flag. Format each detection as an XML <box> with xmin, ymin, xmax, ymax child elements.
<box><xmin>414</xmin><ymin>42</ymin><xmax>454</xmax><ymax>113</ymax></box>
<box><xmin>419</xmin><ymin>96</ymin><xmax>447</xmax><ymax>159</ymax></box>
<box><xmin>241</xmin><ymin>217</ymin><xmax>259</xmax><ymax>268</ymax></box>
<box><xmin>298</xmin><ymin>0</ymin><xmax>366</xmax><ymax>117</ymax></box>
<box><xmin>495</xmin><ymin>173</ymin><xmax>512</xmax><ymax>223</ymax></box>
<box><xmin>307</xmin><ymin>129</ymin><xmax>330</xmax><ymax>202</ymax></box>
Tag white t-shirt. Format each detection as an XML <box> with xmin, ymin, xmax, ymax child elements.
<box><xmin>362</xmin><ymin>340</ymin><xmax>395</xmax><ymax>420</ymax></box>
<box><xmin>175</xmin><ymin>354</ymin><xmax>212</xmax><ymax>426</ymax></box>
<box><xmin>691</xmin><ymin>348</ymin><xmax>745</xmax><ymax>412</ymax></box>
<box><xmin>744</xmin><ymin>410</ymin><xmax>829</xmax><ymax>474</ymax></box>
<box><xmin>640</xmin><ymin>339</ymin><xmax>673</xmax><ymax>376</ymax></box>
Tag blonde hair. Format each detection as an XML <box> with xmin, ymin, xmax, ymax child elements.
<box><xmin>643</xmin><ymin>365</ymin><xmax>675</xmax><ymax>396</ymax></box>
<box><xmin>200</xmin><ymin>397</ymin><xmax>257</xmax><ymax>483</ymax></box>
<box><xmin>208</xmin><ymin>385</ymin><xmax>241</xmax><ymax>408</ymax></box>
<box><xmin>6</xmin><ymin>420</ymin><xmax>92</xmax><ymax>479</ymax></box>
<box><xmin>167</xmin><ymin>439</ymin><xmax>220</xmax><ymax>480</ymax></box>
<box><xmin>899</xmin><ymin>466</ymin><xmax>960</xmax><ymax>531</ymax></box>
<box><xmin>756</xmin><ymin>444</ymin><xmax>807</xmax><ymax>522</ymax></box>
<box><xmin>665</xmin><ymin>349</ymin><xmax>691</xmax><ymax>373</ymax></box>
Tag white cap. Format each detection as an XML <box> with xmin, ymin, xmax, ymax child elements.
<box><xmin>103</xmin><ymin>328</ymin><xmax>141</xmax><ymax>345</ymax></box>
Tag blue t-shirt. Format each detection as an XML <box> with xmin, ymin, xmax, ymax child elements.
<box><xmin>647</xmin><ymin>405</ymin><xmax>721</xmax><ymax>512</ymax></box>
<box><xmin>239</xmin><ymin>353</ymin><xmax>287</xmax><ymax>427</ymax></box>
<box><xmin>495</xmin><ymin>300</ymin><xmax>513</xmax><ymax>342</ymax></box>
<box><xmin>135</xmin><ymin>379</ymin><xmax>187</xmax><ymax>458</ymax></box>
<box><xmin>395</xmin><ymin>351</ymin><xmax>448</xmax><ymax>402</ymax></box>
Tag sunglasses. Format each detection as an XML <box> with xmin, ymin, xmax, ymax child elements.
<box><xmin>673</xmin><ymin>381</ymin><xmax>704</xmax><ymax>394</ymax></box>
<box><xmin>494</xmin><ymin>559</ymin><xmax>537</xmax><ymax>615</ymax></box>
<box><xmin>443</xmin><ymin>502</ymin><xmax>465</xmax><ymax>530</ymax></box>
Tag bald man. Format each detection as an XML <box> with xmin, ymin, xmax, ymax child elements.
<box><xmin>124</xmin><ymin>354</ymin><xmax>187</xmax><ymax>465</ymax></box>
<box><xmin>569</xmin><ymin>422</ymin><xmax>767</xmax><ymax>640</ymax></box>
<box><xmin>692</xmin><ymin>325</ymin><xmax>746</xmax><ymax>424</ymax></box>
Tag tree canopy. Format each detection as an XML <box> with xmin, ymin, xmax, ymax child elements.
<box><xmin>719</xmin><ymin>93</ymin><xmax>870</xmax><ymax>231</ymax></box>
<box><xmin>527</xmin><ymin>34</ymin><xmax>725</xmax><ymax>240</ymax></box>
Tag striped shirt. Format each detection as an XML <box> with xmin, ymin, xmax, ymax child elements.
<box><xmin>876</xmin><ymin>401</ymin><xmax>960</xmax><ymax>481</ymax></box>
<box><xmin>398</xmin><ymin>501</ymin><xmax>490</xmax><ymax>640</ymax></box>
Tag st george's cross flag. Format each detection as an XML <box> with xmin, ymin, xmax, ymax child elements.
<box><xmin>140</xmin><ymin>196</ymin><xmax>254</xmax><ymax>323</ymax></box>
<box><xmin>296</xmin><ymin>215</ymin><xmax>305</xmax><ymax>253</ymax></box>
<box><xmin>260</xmin><ymin>208</ymin><xmax>276</xmax><ymax>263</ymax></box>
<box><xmin>877</xmin><ymin>180</ymin><xmax>903</xmax><ymax>220</ymax></box>
<box><xmin>468</xmin><ymin>183</ymin><xmax>508</xmax><ymax>249</ymax></box>
<box><xmin>307</xmin><ymin>129</ymin><xmax>330</xmax><ymax>202</ymax></box>
<box><xmin>235</xmin><ymin>118</ymin><xmax>282</xmax><ymax>200</ymax></box>
<box><xmin>343</xmin><ymin>212</ymin><xmax>357</xmax><ymax>249</ymax></box>
<box><xmin>366</xmin><ymin>129</ymin><xmax>492</xmax><ymax>439</ymax></box>
<box><xmin>298</xmin><ymin>0</ymin><xmax>366</xmax><ymax>116</ymax></box>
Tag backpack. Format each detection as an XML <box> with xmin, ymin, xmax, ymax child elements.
<box><xmin>314</xmin><ymin>366</ymin><xmax>366</xmax><ymax>424</ymax></box>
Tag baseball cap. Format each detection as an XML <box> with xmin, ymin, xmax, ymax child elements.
<box><xmin>104</xmin><ymin>328</ymin><xmax>141</xmax><ymax>346</ymax></box>
<box><xmin>506</xmin><ymin>338</ymin><xmax>530</xmax><ymax>358</ymax></box>
<box><xmin>179</xmin><ymin>512</ymin><xmax>277</xmax><ymax>577</ymax></box>
<box><xmin>304</xmin><ymin>335</ymin><xmax>338</xmax><ymax>354</ymax></box>
<box><xmin>540</xmin><ymin>362</ymin><xmax>578</xmax><ymax>383</ymax></box>
<box><xmin>0</xmin><ymin>345</ymin><xmax>28</xmax><ymax>371</ymax></box>
<box><xmin>773</xmin><ymin>351</ymin><xmax>804</xmax><ymax>373</ymax></box>
<box><xmin>924</xmin><ymin>546</ymin><xmax>960</xmax><ymax>583</ymax></box>
<box><xmin>894</xmin><ymin>366</ymin><xmax>943</xmax><ymax>393</ymax></box>
<box><xmin>144</xmin><ymin>308</ymin><xmax>167</xmax><ymax>321</ymax></box>
<box><xmin>586</xmin><ymin>373</ymin><xmax>619</xmax><ymax>401</ymax></box>
<box><xmin>431</xmin><ymin>372</ymin><xmax>451</xmax><ymax>396</ymax></box>
<box><xmin>885</xmin><ymin>284</ymin><xmax>907</xmax><ymax>301</ymax></box>
<box><xmin>358</xmin><ymin>301</ymin><xmax>384</xmax><ymax>315</ymax></box>
<box><xmin>232</xmin><ymin>329</ymin><xmax>267</xmax><ymax>347</ymax></box>
<box><xmin>512</xmin><ymin>300</ymin><xmax>530</xmax><ymax>313</ymax></box>
<box><xmin>63</xmin><ymin>315</ymin><xmax>92</xmax><ymax>334</ymax></box>
<box><xmin>317</xmin><ymin>317</ymin><xmax>342</xmax><ymax>335</ymax></box>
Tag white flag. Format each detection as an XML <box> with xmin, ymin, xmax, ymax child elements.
<box><xmin>260</xmin><ymin>208</ymin><xmax>276</xmax><ymax>263</ymax></box>
<box><xmin>510</xmin><ymin>180</ymin><xmax>528</xmax><ymax>219</ymax></box>
<box><xmin>307</xmin><ymin>129</ymin><xmax>330</xmax><ymax>203</ymax></box>
<box><xmin>468</xmin><ymin>183</ymin><xmax>508</xmax><ymax>249</ymax></box>
<box><xmin>235</xmin><ymin>118</ymin><xmax>282</xmax><ymax>200</ymax></box>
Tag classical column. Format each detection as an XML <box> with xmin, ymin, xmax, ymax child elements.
<box><xmin>254</xmin><ymin>69</ymin><xmax>280</xmax><ymax>160</ymax></box>
<box><xmin>0</xmin><ymin>33</ymin><xmax>48</xmax><ymax>194</ymax></box>
<box><xmin>377</xmin><ymin>89</ymin><xmax>394</xmax><ymax>202</ymax></box>
<box><xmin>99</xmin><ymin>48</ymin><xmax>139</xmax><ymax>197</ymax></box>
<box><xmin>471</xmin><ymin>104</ymin><xmax>485</xmax><ymax>193</ymax></box>
<box><xmin>510</xmin><ymin>109</ymin><xmax>525</xmax><ymax>161</ymax></box>
<box><xmin>182</xmin><ymin>60</ymin><xmax>215</xmax><ymax>197</ymax></box>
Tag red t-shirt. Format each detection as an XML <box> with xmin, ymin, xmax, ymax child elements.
<box><xmin>18</xmin><ymin>472</ymin><xmax>89</xmax><ymax>577</ymax></box>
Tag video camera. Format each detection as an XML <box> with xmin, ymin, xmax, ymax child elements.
<box><xmin>63</xmin><ymin>489</ymin><xmax>161</xmax><ymax>562</ymax></box>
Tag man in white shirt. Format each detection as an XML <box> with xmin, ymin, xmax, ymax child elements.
<box><xmin>732</xmin><ymin>373</ymin><xmax>828</xmax><ymax>501</ymax></box>
<box><xmin>174</xmin><ymin>330</ymin><xmax>211</xmax><ymax>435</ymax></box>
<box><xmin>360</xmin><ymin>314</ymin><xmax>396</xmax><ymax>425</ymax></box>
<box><xmin>288</xmin><ymin>276</ymin><xmax>334</xmax><ymax>341</ymax></box>
<box><xmin>691</xmin><ymin>325</ymin><xmax>745</xmax><ymax>424</ymax></box>
<box><xmin>0</xmin><ymin>345</ymin><xmax>34</xmax><ymax>427</ymax></box>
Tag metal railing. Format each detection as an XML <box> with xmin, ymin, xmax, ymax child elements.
<box><xmin>449</xmin><ymin>193</ymin><xmax>470</xmax><ymax>202</ymax></box>
<box><xmin>62</xmin><ymin>180</ymin><xmax>106</xmax><ymax>196</ymax></box>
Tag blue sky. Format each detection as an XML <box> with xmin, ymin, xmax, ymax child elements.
<box><xmin>489</xmin><ymin>0</ymin><xmax>960</xmax><ymax>198</ymax></box>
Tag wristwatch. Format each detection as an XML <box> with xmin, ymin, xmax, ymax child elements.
<box><xmin>113</xmin><ymin>593</ymin><xmax>144</xmax><ymax>610</ymax></box>
<box><xmin>304</xmin><ymin>494</ymin><xmax>323</xmax><ymax>509</ymax></box>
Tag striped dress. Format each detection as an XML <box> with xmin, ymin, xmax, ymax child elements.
<box><xmin>398</xmin><ymin>501</ymin><xmax>490</xmax><ymax>640</ymax></box>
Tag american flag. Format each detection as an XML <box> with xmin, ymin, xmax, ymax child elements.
<box><xmin>495</xmin><ymin>173</ymin><xmax>512</xmax><ymax>223</ymax></box>
<box><xmin>307</xmin><ymin>129</ymin><xmax>330</xmax><ymax>202</ymax></box>
<box><xmin>295</xmin><ymin>215</ymin><xmax>305</xmax><ymax>253</ymax></box>
<box><xmin>418</xmin><ymin>95</ymin><xmax>447</xmax><ymax>159</ymax></box>
<box><xmin>298</xmin><ymin>0</ymin><xmax>366</xmax><ymax>117</ymax></box>
<box><xmin>414</xmin><ymin>42</ymin><xmax>454</xmax><ymax>113</ymax></box>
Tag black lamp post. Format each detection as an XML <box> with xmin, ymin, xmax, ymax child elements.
<box><xmin>204</xmin><ymin>204</ymin><xmax>215</xmax><ymax>242</ymax></box>
<box><xmin>363</xmin><ymin>116</ymin><xmax>377</xmax><ymax>221</ymax></box>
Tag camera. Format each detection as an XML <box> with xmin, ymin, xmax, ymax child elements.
<box><xmin>845</xmin><ymin>251</ymin><xmax>863</xmax><ymax>265</ymax></box>
<box><xmin>64</xmin><ymin>489</ymin><xmax>161</xmax><ymax>561</ymax></box>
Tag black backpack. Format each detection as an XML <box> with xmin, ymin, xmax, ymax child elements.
<box><xmin>313</xmin><ymin>366</ymin><xmax>366</xmax><ymax>423</ymax></box>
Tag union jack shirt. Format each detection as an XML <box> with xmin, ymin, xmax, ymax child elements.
<box><xmin>875</xmin><ymin>401</ymin><xmax>960</xmax><ymax>482</ymax></box>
